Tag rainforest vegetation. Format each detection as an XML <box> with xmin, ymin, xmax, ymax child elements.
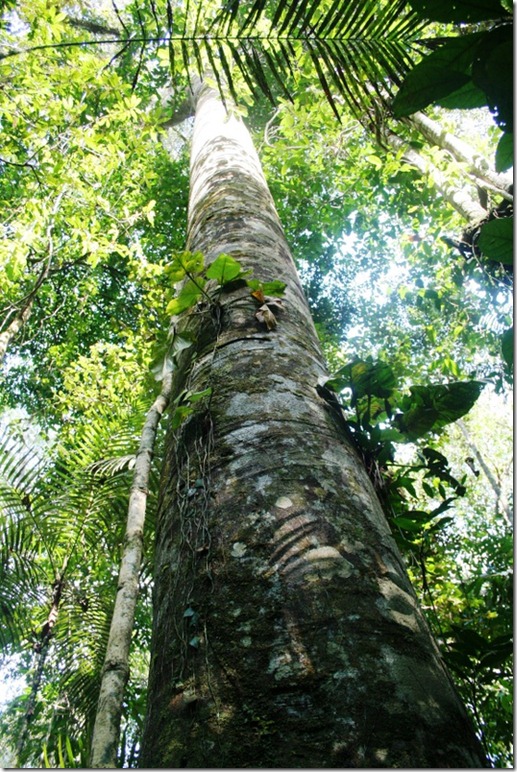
<box><xmin>0</xmin><ymin>0</ymin><xmax>512</xmax><ymax>767</ymax></box>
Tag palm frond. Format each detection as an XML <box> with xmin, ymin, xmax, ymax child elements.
<box><xmin>168</xmin><ymin>0</ymin><xmax>430</xmax><ymax>120</ymax></box>
<box><xmin>0</xmin><ymin>403</ymin><xmax>160</xmax><ymax>765</ymax></box>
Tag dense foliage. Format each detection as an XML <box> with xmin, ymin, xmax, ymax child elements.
<box><xmin>0</xmin><ymin>0</ymin><xmax>512</xmax><ymax>767</ymax></box>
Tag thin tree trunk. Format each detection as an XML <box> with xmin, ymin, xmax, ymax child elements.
<box><xmin>406</xmin><ymin>111</ymin><xmax>513</xmax><ymax>201</ymax></box>
<box><xmin>457</xmin><ymin>419</ymin><xmax>512</xmax><ymax>526</ymax></box>
<box><xmin>89</xmin><ymin>373</ymin><xmax>172</xmax><ymax>768</ymax></box>
<box><xmin>0</xmin><ymin>265</ymin><xmax>48</xmax><ymax>362</ymax></box>
<box><xmin>140</xmin><ymin>83</ymin><xmax>487</xmax><ymax>768</ymax></box>
<box><xmin>1</xmin><ymin>191</ymin><xmax>65</xmax><ymax>362</ymax></box>
<box><xmin>16</xmin><ymin>558</ymin><xmax>68</xmax><ymax>765</ymax></box>
<box><xmin>386</xmin><ymin>129</ymin><xmax>488</xmax><ymax>224</ymax></box>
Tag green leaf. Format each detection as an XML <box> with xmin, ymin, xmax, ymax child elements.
<box><xmin>478</xmin><ymin>217</ymin><xmax>513</xmax><ymax>264</ymax></box>
<box><xmin>327</xmin><ymin>358</ymin><xmax>397</xmax><ymax>400</ymax></box>
<box><xmin>427</xmin><ymin>516</ymin><xmax>454</xmax><ymax>533</ymax></box>
<box><xmin>427</xmin><ymin>382</ymin><xmax>484</xmax><ymax>428</ymax></box>
<box><xmin>501</xmin><ymin>326</ymin><xmax>513</xmax><ymax>371</ymax></box>
<box><xmin>392</xmin><ymin>34</ymin><xmax>483</xmax><ymax>117</ymax></box>
<box><xmin>187</xmin><ymin>387</ymin><xmax>212</xmax><ymax>403</ymax></box>
<box><xmin>171</xmin><ymin>405</ymin><xmax>193</xmax><ymax>430</ymax></box>
<box><xmin>166</xmin><ymin>251</ymin><xmax>205</xmax><ymax>283</ymax></box>
<box><xmin>436</xmin><ymin>79</ymin><xmax>487</xmax><ymax>110</ymax></box>
<box><xmin>392</xmin><ymin>516</ymin><xmax>426</xmax><ymax>532</ymax></box>
<box><xmin>480</xmin><ymin>641</ymin><xmax>513</xmax><ymax>668</ymax></box>
<box><xmin>65</xmin><ymin>735</ymin><xmax>75</xmax><ymax>765</ymax></box>
<box><xmin>396</xmin><ymin>381</ymin><xmax>483</xmax><ymax>439</ymax></box>
<box><xmin>408</xmin><ymin>0</ymin><xmax>507</xmax><ymax>23</ymax></box>
<box><xmin>378</xmin><ymin>427</ymin><xmax>406</xmax><ymax>443</ymax></box>
<box><xmin>471</xmin><ymin>27</ymin><xmax>513</xmax><ymax>132</ymax></box>
<box><xmin>401</xmin><ymin>509</ymin><xmax>433</xmax><ymax>522</ymax></box>
<box><xmin>495</xmin><ymin>132</ymin><xmax>513</xmax><ymax>172</ymax></box>
<box><xmin>247</xmin><ymin>278</ymin><xmax>287</xmax><ymax>296</ymax></box>
<box><xmin>57</xmin><ymin>735</ymin><xmax>65</xmax><ymax>769</ymax></box>
<box><xmin>166</xmin><ymin>279</ymin><xmax>205</xmax><ymax>316</ymax></box>
<box><xmin>170</xmin><ymin>333</ymin><xmax>194</xmax><ymax>358</ymax></box>
<box><xmin>206</xmin><ymin>253</ymin><xmax>244</xmax><ymax>285</ymax></box>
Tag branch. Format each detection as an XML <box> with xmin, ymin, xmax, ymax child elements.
<box><xmin>0</xmin><ymin>191</ymin><xmax>66</xmax><ymax>361</ymax></box>
<box><xmin>385</xmin><ymin>128</ymin><xmax>488</xmax><ymax>224</ymax></box>
<box><xmin>159</xmin><ymin>95</ymin><xmax>195</xmax><ymax>127</ymax></box>
<box><xmin>406</xmin><ymin>112</ymin><xmax>513</xmax><ymax>202</ymax></box>
<box><xmin>67</xmin><ymin>17</ymin><xmax>120</xmax><ymax>36</ymax></box>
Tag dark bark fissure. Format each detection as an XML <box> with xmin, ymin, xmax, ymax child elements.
<box><xmin>140</xmin><ymin>84</ymin><xmax>487</xmax><ymax>768</ymax></box>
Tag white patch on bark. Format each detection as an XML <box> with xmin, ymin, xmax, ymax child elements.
<box><xmin>376</xmin><ymin>578</ymin><xmax>421</xmax><ymax>632</ymax></box>
<box><xmin>274</xmin><ymin>495</ymin><xmax>293</xmax><ymax>509</ymax></box>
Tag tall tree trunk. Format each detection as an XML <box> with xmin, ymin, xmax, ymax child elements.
<box><xmin>140</xmin><ymin>83</ymin><xmax>487</xmax><ymax>769</ymax></box>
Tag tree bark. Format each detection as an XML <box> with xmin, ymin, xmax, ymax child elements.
<box><xmin>140</xmin><ymin>83</ymin><xmax>487</xmax><ymax>768</ymax></box>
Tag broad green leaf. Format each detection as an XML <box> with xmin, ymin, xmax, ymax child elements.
<box><xmin>166</xmin><ymin>279</ymin><xmax>205</xmax><ymax>316</ymax></box>
<box><xmin>170</xmin><ymin>333</ymin><xmax>194</xmax><ymax>358</ymax></box>
<box><xmin>327</xmin><ymin>358</ymin><xmax>397</xmax><ymax>400</ymax></box>
<box><xmin>408</xmin><ymin>0</ymin><xmax>507</xmax><ymax>23</ymax></box>
<box><xmin>378</xmin><ymin>428</ymin><xmax>406</xmax><ymax>443</ymax></box>
<box><xmin>395</xmin><ymin>402</ymin><xmax>437</xmax><ymax>439</ymax></box>
<box><xmin>472</xmin><ymin>27</ymin><xmax>513</xmax><ymax>132</ymax></box>
<box><xmin>427</xmin><ymin>516</ymin><xmax>454</xmax><ymax>533</ymax></box>
<box><xmin>495</xmin><ymin>133</ymin><xmax>513</xmax><ymax>172</ymax></box>
<box><xmin>167</xmin><ymin>251</ymin><xmax>205</xmax><ymax>283</ymax></box>
<box><xmin>392</xmin><ymin>34</ymin><xmax>483</xmax><ymax>117</ymax></box>
<box><xmin>478</xmin><ymin>217</ymin><xmax>513</xmax><ymax>264</ymax></box>
<box><xmin>392</xmin><ymin>516</ymin><xmax>426</xmax><ymax>532</ymax></box>
<box><xmin>427</xmin><ymin>381</ymin><xmax>484</xmax><ymax>429</ymax></box>
<box><xmin>393</xmin><ymin>67</ymin><xmax>470</xmax><ymax>116</ymax></box>
<box><xmin>501</xmin><ymin>327</ymin><xmax>513</xmax><ymax>371</ymax></box>
<box><xmin>400</xmin><ymin>510</ymin><xmax>433</xmax><ymax>522</ymax></box>
<box><xmin>436</xmin><ymin>79</ymin><xmax>487</xmax><ymax>110</ymax></box>
<box><xmin>206</xmin><ymin>253</ymin><xmax>244</xmax><ymax>284</ymax></box>
<box><xmin>366</xmin><ymin>154</ymin><xmax>383</xmax><ymax>170</ymax></box>
<box><xmin>396</xmin><ymin>382</ymin><xmax>483</xmax><ymax>439</ymax></box>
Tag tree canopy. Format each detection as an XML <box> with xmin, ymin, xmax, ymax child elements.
<box><xmin>0</xmin><ymin>0</ymin><xmax>512</xmax><ymax>767</ymax></box>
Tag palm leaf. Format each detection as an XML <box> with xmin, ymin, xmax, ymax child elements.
<box><xmin>171</xmin><ymin>0</ymin><xmax>430</xmax><ymax>121</ymax></box>
<box><xmin>0</xmin><ymin>394</ymin><xmax>160</xmax><ymax>764</ymax></box>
